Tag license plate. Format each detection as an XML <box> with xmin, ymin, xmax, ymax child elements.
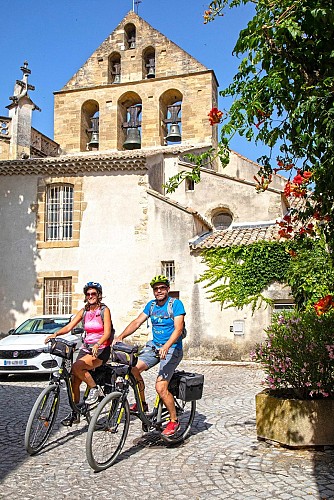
<box><xmin>4</xmin><ymin>359</ymin><xmax>28</xmax><ymax>366</ymax></box>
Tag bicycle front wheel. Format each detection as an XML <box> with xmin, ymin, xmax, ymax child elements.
<box><xmin>24</xmin><ymin>384</ymin><xmax>60</xmax><ymax>455</ymax></box>
<box><xmin>158</xmin><ymin>397</ymin><xmax>196</xmax><ymax>444</ymax></box>
<box><xmin>86</xmin><ymin>392</ymin><xmax>130</xmax><ymax>472</ymax></box>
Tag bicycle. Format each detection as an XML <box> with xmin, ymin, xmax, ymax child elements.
<box><xmin>86</xmin><ymin>342</ymin><xmax>201</xmax><ymax>472</ymax></box>
<box><xmin>24</xmin><ymin>338</ymin><xmax>118</xmax><ymax>455</ymax></box>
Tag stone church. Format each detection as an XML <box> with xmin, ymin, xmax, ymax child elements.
<box><xmin>0</xmin><ymin>11</ymin><xmax>291</xmax><ymax>357</ymax></box>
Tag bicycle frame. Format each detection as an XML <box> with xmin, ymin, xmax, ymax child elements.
<box><xmin>122</xmin><ymin>370</ymin><xmax>167</xmax><ymax>430</ymax></box>
<box><xmin>48</xmin><ymin>351</ymin><xmax>91</xmax><ymax>418</ymax></box>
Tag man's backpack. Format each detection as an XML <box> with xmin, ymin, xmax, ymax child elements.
<box><xmin>148</xmin><ymin>297</ymin><xmax>187</xmax><ymax>339</ymax></box>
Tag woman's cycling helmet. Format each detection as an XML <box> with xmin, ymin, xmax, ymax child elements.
<box><xmin>150</xmin><ymin>275</ymin><xmax>170</xmax><ymax>288</ymax></box>
<box><xmin>83</xmin><ymin>281</ymin><xmax>103</xmax><ymax>295</ymax></box>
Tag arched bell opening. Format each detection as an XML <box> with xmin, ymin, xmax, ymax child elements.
<box><xmin>125</xmin><ymin>23</ymin><xmax>136</xmax><ymax>49</ymax></box>
<box><xmin>143</xmin><ymin>47</ymin><xmax>155</xmax><ymax>79</ymax></box>
<box><xmin>108</xmin><ymin>52</ymin><xmax>121</xmax><ymax>84</ymax></box>
<box><xmin>118</xmin><ymin>92</ymin><xmax>142</xmax><ymax>151</ymax></box>
<box><xmin>159</xmin><ymin>90</ymin><xmax>183</xmax><ymax>146</ymax></box>
<box><xmin>81</xmin><ymin>100</ymin><xmax>99</xmax><ymax>152</ymax></box>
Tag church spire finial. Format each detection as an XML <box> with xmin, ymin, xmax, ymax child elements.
<box><xmin>7</xmin><ymin>61</ymin><xmax>41</xmax><ymax>111</ymax></box>
<box><xmin>132</xmin><ymin>0</ymin><xmax>142</xmax><ymax>14</ymax></box>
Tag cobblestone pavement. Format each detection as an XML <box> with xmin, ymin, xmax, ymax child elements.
<box><xmin>1</xmin><ymin>362</ymin><xmax>334</xmax><ymax>500</ymax></box>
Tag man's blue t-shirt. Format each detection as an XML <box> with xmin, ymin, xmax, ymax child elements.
<box><xmin>143</xmin><ymin>298</ymin><xmax>186</xmax><ymax>349</ymax></box>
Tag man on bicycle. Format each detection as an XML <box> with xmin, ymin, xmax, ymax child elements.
<box><xmin>115</xmin><ymin>275</ymin><xmax>185</xmax><ymax>437</ymax></box>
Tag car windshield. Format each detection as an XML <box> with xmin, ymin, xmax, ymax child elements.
<box><xmin>14</xmin><ymin>318</ymin><xmax>71</xmax><ymax>335</ymax></box>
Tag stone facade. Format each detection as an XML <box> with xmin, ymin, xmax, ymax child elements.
<box><xmin>0</xmin><ymin>11</ymin><xmax>291</xmax><ymax>358</ymax></box>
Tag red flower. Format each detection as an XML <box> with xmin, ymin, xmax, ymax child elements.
<box><xmin>303</xmin><ymin>171</ymin><xmax>312</xmax><ymax>180</ymax></box>
<box><xmin>314</xmin><ymin>295</ymin><xmax>334</xmax><ymax>316</ymax></box>
<box><xmin>208</xmin><ymin>108</ymin><xmax>223</xmax><ymax>125</ymax></box>
<box><xmin>293</xmin><ymin>173</ymin><xmax>304</xmax><ymax>185</ymax></box>
<box><xmin>278</xmin><ymin>229</ymin><xmax>292</xmax><ymax>239</ymax></box>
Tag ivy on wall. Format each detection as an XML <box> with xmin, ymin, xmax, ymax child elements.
<box><xmin>198</xmin><ymin>241</ymin><xmax>291</xmax><ymax>311</ymax></box>
<box><xmin>198</xmin><ymin>236</ymin><xmax>334</xmax><ymax>312</ymax></box>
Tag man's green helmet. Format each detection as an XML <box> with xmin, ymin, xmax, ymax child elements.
<box><xmin>150</xmin><ymin>275</ymin><xmax>170</xmax><ymax>288</ymax></box>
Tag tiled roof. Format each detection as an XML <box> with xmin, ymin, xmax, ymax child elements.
<box><xmin>190</xmin><ymin>223</ymin><xmax>280</xmax><ymax>249</ymax></box>
<box><xmin>0</xmin><ymin>143</ymin><xmax>211</xmax><ymax>176</ymax></box>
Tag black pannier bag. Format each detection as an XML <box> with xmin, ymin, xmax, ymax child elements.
<box><xmin>49</xmin><ymin>339</ymin><xmax>75</xmax><ymax>360</ymax></box>
<box><xmin>169</xmin><ymin>370</ymin><xmax>204</xmax><ymax>401</ymax></box>
<box><xmin>92</xmin><ymin>364</ymin><xmax>116</xmax><ymax>393</ymax></box>
<box><xmin>111</xmin><ymin>342</ymin><xmax>139</xmax><ymax>367</ymax></box>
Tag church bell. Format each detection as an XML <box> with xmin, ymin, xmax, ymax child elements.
<box><xmin>123</xmin><ymin>104</ymin><xmax>142</xmax><ymax>150</ymax></box>
<box><xmin>123</xmin><ymin>127</ymin><xmax>141</xmax><ymax>150</ymax></box>
<box><xmin>146</xmin><ymin>58</ymin><xmax>155</xmax><ymax>79</ymax></box>
<box><xmin>166</xmin><ymin>124</ymin><xmax>181</xmax><ymax>142</ymax></box>
<box><xmin>87</xmin><ymin>116</ymin><xmax>99</xmax><ymax>150</ymax></box>
<box><xmin>164</xmin><ymin>104</ymin><xmax>182</xmax><ymax>143</ymax></box>
<box><xmin>87</xmin><ymin>131</ymin><xmax>99</xmax><ymax>149</ymax></box>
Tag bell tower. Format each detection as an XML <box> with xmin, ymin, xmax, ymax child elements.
<box><xmin>54</xmin><ymin>11</ymin><xmax>219</xmax><ymax>154</ymax></box>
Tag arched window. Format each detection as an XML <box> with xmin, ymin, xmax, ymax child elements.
<box><xmin>109</xmin><ymin>53</ymin><xmax>121</xmax><ymax>84</ymax></box>
<box><xmin>159</xmin><ymin>90</ymin><xmax>183</xmax><ymax>146</ymax></box>
<box><xmin>212</xmin><ymin>210</ymin><xmax>233</xmax><ymax>230</ymax></box>
<box><xmin>118</xmin><ymin>92</ymin><xmax>142</xmax><ymax>150</ymax></box>
<box><xmin>143</xmin><ymin>47</ymin><xmax>155</xmax><ymax>79</ymax></box>
<box><xmin>125</xmin><ymin>23</ymin><xmax>136</xmax><ymax>49</ymax></box>
<box><xmin>81</xmin><ymin>100</ymin><xmax>99</xmax><ymax>152</ymax></box>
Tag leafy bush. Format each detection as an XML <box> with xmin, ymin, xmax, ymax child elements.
<box><xmin>251</xmin><ymin>309</ymin><xmax>334</xmax><ymax>399</ymax></box>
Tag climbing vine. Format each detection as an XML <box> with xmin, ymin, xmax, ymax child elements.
<box><xmin>199</xmin><ymin>236</ymin><xmax>334</xmax><ymax>312</ymax></box>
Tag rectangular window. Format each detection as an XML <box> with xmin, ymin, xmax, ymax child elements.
<box><xmin>185</xmin><ymin>178</ymin><xmax>195</xmax><ymax>191</ymax></box>
<box><xmin>161</xmin><ymin>261</ymin><xmax>175</xmax><ymax>283</ymax></box>
<box><xmin>44</xmin><ymin>278</ymin><xmax>72</xmax><ymax>314</ymax></box>
<box><xmin>46</xmin><ymin>184</ymin><xmax>73</xmax><ymax>241</ymax></box>
<box><xmin>273</xmin><ymin>303</ymin><xmax>294</xmax><ymax>312</ymax></box>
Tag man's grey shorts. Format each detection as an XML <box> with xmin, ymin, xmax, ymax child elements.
<box><xmin>139</xmin><ymin>340</ymin><xmax>183</xmax><ymax>381</ymax></box>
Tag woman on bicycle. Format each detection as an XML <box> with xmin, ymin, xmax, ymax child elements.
<box><xmin>45</xmin><ymin>281</ymin><xmax>113</xmax><ymax>426</ymax></box>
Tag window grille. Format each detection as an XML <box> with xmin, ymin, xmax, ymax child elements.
<box><xmin>161</xmin><ymin>261</ymin><xmax>175</xmax><ymax>283</ymax></box>
<box><xmin>212</xmin><ymin>212</ymin><xmax>232</xmax><ymax>229</ymax></box>
<box><xmin>44</xmin><ymin>278</ymin><xmax>72</xmax><ymax>315</ymax></box>
<box><xmin>46</xmin><ymin>185</ymin><xmax>73</xmax><ymax>241</ymax></box>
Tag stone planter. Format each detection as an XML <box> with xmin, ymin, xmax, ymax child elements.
<box><xmin>256</xmin><ymin>389</ymin><xmax>334</xmax><ymax>447</ymax></box>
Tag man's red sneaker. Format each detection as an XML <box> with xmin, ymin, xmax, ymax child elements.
<box><xmin>162</xmin><ymin>420</ymin><xmax>180</xmax><ymax>436</ymax></box>
<box><xmin>129</xmin><ymin>402</ymin><xmax>149</xmax><ymax>412</ymax></box>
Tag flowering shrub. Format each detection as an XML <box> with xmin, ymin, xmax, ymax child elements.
<box><xmin>251</xmin><ymin>310</ymin><xmax>334</xmax><ymax>400</ymax></box>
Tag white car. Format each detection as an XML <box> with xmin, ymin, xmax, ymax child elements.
<box><xmin>0</xmin><ymin>315</ymin><xmax>83</xmax><ymax>376</ymax></box>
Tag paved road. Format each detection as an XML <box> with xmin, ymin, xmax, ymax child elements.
<box><xmin>1</xmin><ymin>362</ymin><xmax>334</xmax><ymax>500</ymax></box>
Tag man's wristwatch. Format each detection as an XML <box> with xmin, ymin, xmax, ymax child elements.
<box><xmin>96</xmin><ymin>342</ymin><xmax>101</xmax><ymax>347</ymax></box>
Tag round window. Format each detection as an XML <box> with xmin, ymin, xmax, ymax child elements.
<box><xmin>212</xmin><ymin>212</ymin><xmax>232</xmax><ymax>229</ymax></box>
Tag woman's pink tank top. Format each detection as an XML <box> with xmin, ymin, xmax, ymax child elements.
<box><xmin>84</xmin><ymin>308</ymin><xmax>110</xmax><ymax>347</ymax></box>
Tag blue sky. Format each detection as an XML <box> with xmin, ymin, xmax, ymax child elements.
<box><xmin>0</xmin><ymin>0</ymin><xmax>270</xmax><ymax>164</ymax></box>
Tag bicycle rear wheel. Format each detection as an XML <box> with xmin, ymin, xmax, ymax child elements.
<box><xmin>158</xmin><ymin>397</ymin><xmax>196</xmax><ymax>444</ymax></box>
<box><xmin>24</xmin><ymin>384</ymin><xmax>60</xmax><ymax>455</ymax></box>
<box><xmin>86</xmin><ymin>392</ymin><xmax>130</xmax><ymax>471</ymax></box>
